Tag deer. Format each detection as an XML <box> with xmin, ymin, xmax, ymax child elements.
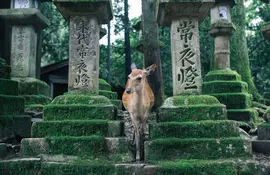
<box><xmin>122</xmin><ymin>63</ymin><xmax>157</xmax><ymax>162</ymax></box>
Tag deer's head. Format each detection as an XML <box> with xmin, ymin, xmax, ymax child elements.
<box><xmin>125</xmin><ymin>63</ymin><xmax>157</xmax><ymax>94</ymax></box>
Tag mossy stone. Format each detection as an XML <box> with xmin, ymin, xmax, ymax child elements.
<box><xmin>258</xmin><ymin>123</ymin><xmax>270</xmax><ymax>140</ymax></box>
<box><xmin>21</xmin><ymin>138</ymin><xmax>49</xmax><ymax>157</ymax></box>
<box><xmin>264</xmin><ymin>107</ymin><xmax>270</xmax><ymax>123</ymax></box>
<box><xmin>259</xmin><ymin>98</ymin><xmax>270</xmax><ymax>106</ymax></box>
<box><xmin>227</xmin><ymin>108</ymin><xmax>258</xmax><ymax>124</ymax></box>
<box><xmin>205</xmin><ymin>70</ymin><xmax>241</xmax><ymax>82</ymax></box>
<box><xmin>264</xmin><ymin>92</ymin><xmax>270</xmax><ymax>100</ymax></box>
<box><xmin>163</xmin><ymin>95</ymin><xmax>220</xmax><ymax>106</ymax></box>
<box><xmin>31</xmin><ymin>120</ymin><xmax>123</xmax><ymax>137</ymax></box>
<box><xmin>99</xmin><ymin>90</ymin><xmax>117</xmax><ymax>99</ymax></box>
<box><xmin>210</xmin><ymin>93</ymin><xmax>252</xmax><ymax>109</ymax></box>
<box><xmin>44</xmin><ymin>104</ymin><xmax>116</xmax><ymax>121</ymax></box>
<box><xmin>0</xmin><ymin>58</ymin><xmax>11</xmax><ymax>79</ymax></box>
<box><xmin>149</xmin><ymin>120</ymin><xmax>239</xmax><ymax>139</ymax></box>
<box><xmin>0</xmin><ymin>95</ymin><xmax>25</xmax><ymax>115</ymax></box>
<box><xmin>0</xmin><ymin>115</ymin><xmax>14</xmax><ymax>141</ymax></box>
<box><xmin>99</xmin><ymin>79</ymin><xmax>111</xmax><ymax>91</ymax></box>
<box><xmin>12</xmin><ymin>77</ymin><xmax>50</xmax><ymax>96</ymax></box>
<box><xmin>146</xmin><ymin>137</ymin><xmax>251</xmax><ymax>161</ymax></box>
<box><xmin>202</xmin><ymin>81</ymin><xmax>248</xmax><ymax>94</ymax></box>
<box><xmin>157</xmin><ymin>105</ymin><xmax>226</xmax><ymax>122</ymax></box>
<box><xmin>23</xmin><ymin>95</ymin><xmax>51</xmax><ymax>105</ymax></box>
<box><xmin>0</xmin><ymin>79</ymin><xmax>18</xmax><ymax>96</ymax></box>
<box><xmin>110</xmin><ymin>99</ymin><xmax>122</xmax><ymax>109</ymax></box>
<box><xmin>51</xmin><ymin>94</ymin><xmax>111</xmax><ymax>105</ymax></box>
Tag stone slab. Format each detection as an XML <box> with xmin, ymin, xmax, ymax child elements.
<box><xmin>0</xmin><ymin>8</ymin><xmax>49</xmax><ymax>29</ymax></box>
<box><xmin>0</xmin><ymin>95</ymin><xmax>25</xmax><ymax>115</ymax></box>
<box><xmin>0</xmin><ymin>79</ymin><xmax>18</xmax><ymax>96</ymax></box>
<box><xmin>53</xmin><ymin>0</ymin><xmax>113</xmax><ymax>24</ymax></box>
<box><xmin>252</xmin><ymin>140</ymin><xmax>270</xmax><ymax>154</ymax></box>
<box><xmin>13</xmin><ymin>115</ymin><xmax>32</xmax><ymax>138</ymax></box>
<box><xmin>202</xmin><ymin>81</ymin><xmax>248</xmax><ymax>94</ymax></box>
<box><xmin>227</xmin><ymin>109</ymin><xmax>258</xmax><ymax>122</ymax></box>
<box><xmin>157</xmin><ymin>0</ymin><xmax>215</xmax><ymax>26</ymax></box>
<box><xmin>0</xmin><ymin>116</ymin><xmax>14</xmax><ymax>142</ymax></box>
<box><xmin>258</xmin><ymin>124</ymin><xmax>270</xmax><ymax>140</ymax></box>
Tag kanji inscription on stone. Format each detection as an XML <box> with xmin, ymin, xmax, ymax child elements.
<box><xmin>171</xmin><ymin>18</ymin><xmax>202</xmax><ymax>95</ymax></box>
<box><xmin>69</xmin><ymin>16</ymin><xmax>100</xmax><ymax>94</ymax></box>
<box><xmin>14</xmin><ymin>0</ymin><xmax>30</xmax><ymax>8</ymax></box>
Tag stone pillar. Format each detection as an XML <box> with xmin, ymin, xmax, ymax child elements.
<box><xmin>157</xmin><ymin>1</ymin><xmax>214</xmax><ymax>95</ymax></box>
<box><xmin>53</xmin><ymin>0</ymin><xmax>113</xmax><ymax>95</ymax></box>
<box><xmin>210</xmin><ymin>2</ymin><xmax>235</xmax><ymax>70</ymax></box>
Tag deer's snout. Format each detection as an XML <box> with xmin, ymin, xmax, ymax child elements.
<box><xmin>126</xmin><ymin>88</ymin><xmax>131</xmax><ymax>94</ymax></box>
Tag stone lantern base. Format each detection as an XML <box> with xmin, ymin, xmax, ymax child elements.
<box><xmin>202</xmin><ymin>70</ymin><xmax>259</xmax><ymax>126</ymax></box>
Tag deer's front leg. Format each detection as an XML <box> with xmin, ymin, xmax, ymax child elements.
<box><xmin>130</xmin><ymin>113</ymin><xmax>141</xmax><ymax>162</ymax></box>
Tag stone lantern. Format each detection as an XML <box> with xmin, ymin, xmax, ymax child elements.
<box><xmin>11</xmin><ymin>0</ymin><xmax>39</xmax><ymax>9</ymax></box>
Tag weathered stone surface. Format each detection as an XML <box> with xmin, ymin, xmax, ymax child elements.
<box><xmin>0</xmin><ymin>8</ymin><xmax>49</xmax><ymax>29</ymax></box>
<box><xmin>12</xmin><ymin>0</ymin><xmax>37</xmax><ymax>8</ymax></box>
<box><xmin>20</xmin><ymin>138</ymin><xmax>49</xmax><ymax>156</ymax></box>
<box><xmin>10</xmin><ymin>26</ymin><xmax>37</xmax><ymax>78</ymax></box>
<box><xmin>210</xmin><ymin>4</ymin><xmax>233</xmax><ymax>23</ymax></box>
<box><xmin>258</xmin><ymin>124</ymin><xmax>270</xmax><ymax>140</ymax></box>
<box><xmin>227</xmin><ymin>108</ymin><xmax>258</xmax><ymax>123</ymax></box>
<box><xmin>157</xmin><ymin>0</ymin><xmax>215</xmax><ymax>26</ymax></box>
<box><xmin>13</xmin><ymin>115</ymin><xmax>32</xmax><ymax>138</ymax></box>
<box><xmin>53</xmin><ymin>0</ymin><xmax>113</xmax><ymax>23</ymax></box>
<box><xmin>68</xmin><ymin>16</ymin><xmax>100</xmax><ymax>94</ymax></box>
<box><xmin>0</xmin><ymin>79</ymin><xmax>18</xmax><ymax>96</ymax></box>
<box><xmin>0</xmin><ymin>95</ymin><xmax>25</xmax><ymax>115</ymax></box>
<box><xmin>252</xmin><ymin>139</ymin><xmax>270</xmax><ymax>154</ymax></box>
<box><xmin>171</xmin><ymin>18</ymin><xmax>202</xmax><ymax>95</ymax></box>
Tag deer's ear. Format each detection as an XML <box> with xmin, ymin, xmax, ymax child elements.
<box><xmin>131</xmin><ymin>63</ymin><xmax>137</xmax><ymax>70</ymax></box>
<box><xmin>144</xmin><ymin>64</ymin><xmax>157</xmax><ymax>75</ymax></box>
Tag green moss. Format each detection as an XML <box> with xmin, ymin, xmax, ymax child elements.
<box><xmin>0</xmin><ymin>158</ymin><xmax>41</xmax><ymax>175</ymax></box>
<box><xmin>46</xmin><ymin>136</ymin><xmax>107</xmax><ymax>158</ymax></box>
<box><xmin>51</xmin><ymin>94</ymin><xmax>111</xmax><ymax>105</ymax></box>
<box><xmin>210</xmin><ymin>93</ymin><xmax>252</xmax><ymax>109</ymax></box>
<box><xmin>252</xmin><ymin>101</ymin><xmax>268</xmax><ymax>110</ymax></box>
<box><xmin>99</xmin><ymin>79</ymin><xmax>111</xmax><ymax>91</ymax></box>
<box><xmin>205</xmin><ymin>70</ymin><xmax>241</xmax><ymax>81</ymax></box>
<box><xmin>32</xmin><ymin>120</ymin><xmax>123</xmax><ymax>137</ymax></box>
<box><xmin>227</xmin><ymin>108</ymin><xmax>258</xmax><ymax>124</ymax></box>
<box><xmin>21</xmin><ymin>138</ymin><xmax>48</xmax><ymax>157</ymax></box>
<box><xmin>156</xmin><ymin>159</ymin><xmax>237</xmax><ymax>175</ymax></box>
<box><xmin>23</xmin><ymin>94</ymin><xmax>51</xmax><ymax>105</ymax></box>
<box><xmin>157</xmin><ymin>105</ymin><xmax>226</xmax><ymax>122</ymax></box>
<box><xmin>44</xmin><ymin>104</ymin><xmax>116</xmax><ymax>121</ymax></box>
<box><xmin>150</xmin><ymin>120</ymin><xmax>239</xmax><ymax>139</ymax></box>
<box><xmin>146</xmin><ymin>137</ymin><xmax>251</xmax><ymax>161</ymax></box>
<box><xmin>164</xmin><ymin>95</ymin><xmax>221</xmax><ymax>106</ymax></box>
<box><xmin>99</xmin><ymin>90</ymin><xmax>117</xmax><ymax>99</ymax></box>
<box><xmin>110</xmin><ymin>99</ymin><xmax>122</xmax><ymax>109</ymax></box>
<box><xmin>40</xmin><ymin>162</ymin><xmax>114</xmax><ymax>175</ymax></box>
<box><xmin>202</xmin><ymin>81</ymin><xmax>248</xmax><ymax>94</ymax></box>
<box><xmin>12</xmin><ymin>77</ymin><xmax>50</xmax><ymax>96</ymax></box>
<box><xmin>263</xmin><ymin>92</ymin><xmax>270</xmax><ymax>100</ymax></box>
<box><xmin>259</xmin><ymin>98</ymin><xmax>270</xmax><ymax>106</ymax></box>
<box><xmin>0</xmin><ymin>115</ymin><xmax>14</xmax><ymax>140</ymax></box>
<box><xmin>0</xmin><ymin>95</ymin><xmax>25</xmax><ymax>115</ymax></box>
<box><xmin>0</xmin><ymin>79</ymin><xmax>18</xmax><ymax>96</ymax></box>
<box><xmin>0</xmin><ymin>58</ymin><xmax>11</xmax><ymax>79</ymax></box>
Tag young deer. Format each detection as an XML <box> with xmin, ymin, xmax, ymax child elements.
<box><xmin>122</xmin><ymin>63</ymin><xmax>157</xmax><ymax>161</ymax></box>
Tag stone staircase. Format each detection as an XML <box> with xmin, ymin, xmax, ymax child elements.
<box><xmin>202</xmin><ymin>70</ymin><xmax>259</xmax><ymax>126</ymax></box>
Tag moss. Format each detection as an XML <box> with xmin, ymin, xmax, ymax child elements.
<box><xmin>0</xmin><ymin>58</ymin><xmax>11</xmax><ymax>79</ymax></box>
<box><xmin>99</xmin><ymin>79</ymin><xmax>111</xmax><ymax>91</ymax></box>
<box><xmin>21</xmin><ymin>138</ymin><xmax>48</xmax><ymax>157</ymax></box>
<box><xmin>146</xmin><ymin>137</ymin><xmax>251</xmax><ymax>161</ymax></box>
<box><xmin>46</xmin><ymin>136</ymin><xmax>107</xmax><ymax>158</ymax></box>
<box><xmin>0</xmin><ymin>79</ymin><xmax>18</xmax><ymax>96</ymax></box>
<box><xmin>40</xmin><ymin>161</ymin><xmax>114</xmax><ymax>175</ymax></box>
<box><xmin>12</xmin><ymin>77</ymin><xmax>50</xmax><ymax>96</ymax></box>
<box><xmin>0</xmin><ymin>115</ymin><xmax>14</xmax><ymax>139</ymax></box>
<box><xmin>156</xmin><ymin>159</ymin><xmax>237</xmax><ymax>175</ymax></box>
<box><xmin>99</xmin><ymin>90</ymin><xmax>117</xmax><ymax>99</ymax></box>
<box><xmin>210</xmin><ymin>93</ymin><xmax>252</xmax><ymax>109</ymax></box>
<box><xmin>32</xmin><ymin>120</ymin><xmax>123</xmax><ymax>137</ymax></box>
<box><xmin>259</xmin><ymin>98</ymin><xmax>270</xmax><ymax>106</ymax></box>
<box><xmin>150</xmin><ymin>120</ymin><xmax>239</xmax><ymax>139</ymax></box>
<box><xmin>227</xmin><ymin>109</ymin><xmax>258</xmax><ymax>125</ymax></box>
<box><xmin>164</xmin><ymin>95</ymin><xmax>221</xmax><ymax>106</ymax></box>
<box><xmin>110</xmin><ymin>99</ymin><xmax>122</xmax><ymax>109</ymax></box>
<box><xmin>23</xmin><ymin>95</ymin><xmax>51</xmax><ymax>105</ymax></box>
<box><xmin>202</xmin><ymin>81</ymin><xmax>248</xmax><ymax>94</ymax></box>
<box><xmin>157</xmin><ymin>105</ymin><xmax>226</xmax><ymax>122</ymax></box>
<box><xmin>0</xmin><ymin>158</ymin><xmax>41</xmax><ymax>175</ymax></box>
<box><xmin>231</xmin><ymin>0</ymin><xmax>260</xmax><ymax>100</ymax></box>
<box><xmin>51</xmin><ymin>94</ymin><xmax>111</xmax><ymax>105</ymax></box>
<box><xmin>0</xmin><ymin>95</ymin><xmax>25</xmax><ymax>115</ymax></box>
<box><xmin>205</xmin><ymin>70</ymin><xmax>241</xmax><ymax>81</ymax></box>
<box><xmin>44</xmin><ymin>104</ymin><xmax>116</xmax><ymax>121</ymax></box>
<box><xmin>252</xmin><ymin>101</ymin><xmax>268</xmax><ymax>110</ymax></box>
<box><xmin>263</xmin><ymin>92</ymin><xmax>270</xmax><ymax>100</ymax></box>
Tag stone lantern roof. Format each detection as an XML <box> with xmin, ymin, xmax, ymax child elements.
<box><xmin>214</xmin><ymin>0</ymin><xmax>235</xmax><ymax>7</ymax></box>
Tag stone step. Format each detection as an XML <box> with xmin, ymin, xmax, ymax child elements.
<box><xmin>149</xmin><ymin>120</ymin><xmax>239</xmax><ymax>139</ymax></box>
<box><xmin>157</xmin><ymin>105</ymin><xmax>227</xmax><ymax>122</ymax></box>
<box><xmin>99</xmin><ymin>90</ymin><xmax>118</xmax><ymax>100</ymax></box>
<box><xmin>0</xmin><ymin>115</ymin><xmax>31</xmax><ymax>141</ymax></box>
<box><xmin>146</xmin><ymin>137</ymin><xmax>251</xmax><ymax>161</ymax></box>
<box><xmin>227</xmin><ymin>108</ymin><xmax>258</xmax><ymax>122</ymax></box>
<box><xmin>0</xmin><ymin>158</ymin><xmax>41</xmax><ymax>175</ymax></box>
<box><xmin>210</xmin><ymin>93</ymin><xmax>252</xmax><ymax>109</ymax></box>
<box><xmin>252</xmin><ymin>139</ymin><xmax>270</xmax><ymax>154</ymax></box>
<box><xmin>110</xmin><ymin>99</ymin><xmax>122</xmax><ymax>109</ymax></box>
<box><xmin>202</xmin><ymin>81</ymin><xmax>248</xmax><ymax>94</ymax></box>
<box><xmin>259</xmin><ymin>98</ymin><xmax>270</xmax><ymax>106</ymax></box>
<box><xmin>258</xmin><ymin>124</ymin><xmax>270</xmax><ymax>140</ymax></box>
<box><xmin>23</xmin><ymin>95</ymin><xmax>51</xmax><ymax>106</ymax></box>
<box><xmin>205</xmin><ymin>70</ymin><xmax>241</xmax><ymax>82</ymax></box>
<box><xmin>0</xmin><ymin>79</ymin><xmax>18</xmax><ymax>96</ymax></box>
<box><xmin>44</xmin><ymin>104</ymin><xmax>116</xmax><ymax>121</ymax></box>
<box><xmin>21</xmin><ymin>137</ymin><xmax>131</xmax><ymax>161</ymax></box>
<box><xmin>31</xmin><ymin>120</ymin><xmax>124</xmax><ymax>137</ymax></box>
<box><xmin>0</xmin><ymin>95</ymin><xmax>24</xmax><ymax>115</ymax></box>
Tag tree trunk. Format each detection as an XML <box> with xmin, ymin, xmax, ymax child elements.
<box><xmin>142</xmin><ymin>0</ymin><xmax>164</xmax><ymax>109</ymax></box>
<box><xmin>107</xmin><ymin>22</ymin><xmax>111</xmax><ymax>83</ymax></box>
<box><xmin>124</xmin><ymin>0</ymin><xmax>131</xmax><ymax>80</ymax></box>
<box><xmin>231</xmin><ymin>0</ymin><xmax>260</xmax><ymax>100</ymax></box>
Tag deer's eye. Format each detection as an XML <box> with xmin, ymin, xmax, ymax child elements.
<box><xmin>137</xmin><ymin>77</ymin><xmax>142</xmax><ymax>81</ymax></box>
